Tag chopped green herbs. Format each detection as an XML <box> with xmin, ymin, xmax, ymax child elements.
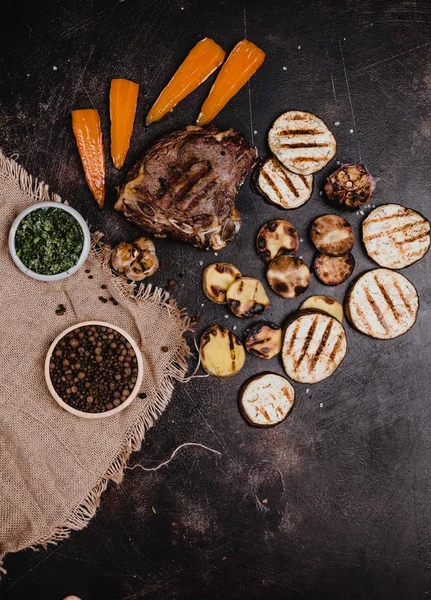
<box><xmin>15</xmin><ymin>208</ymin><xmax>84</xmax><ymax>275</ymax></box>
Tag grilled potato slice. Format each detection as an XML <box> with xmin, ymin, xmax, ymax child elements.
<box><xmin>256</xmin><ymin>219</ymin><xmax>299</xmax><ymax>263</ymax></box>
<box><xmin>300</xmin><ymin>295</ymin><xmax>343</xmax><ymax>322</ymax></box>
<box><xmin>310</xmin><ymin>214</ymin><xmax>354</xmax><ymax>256</ymax></box>
<box><xmin>313</xmin><ymin>252</ymin><xmax>355</xmax><ymax>286</ymax></box>
<box><xmin>362</xmin><ymin>204</ymin><xmax>430</xmax><ymax>269</ymax></box>
<box><xmin>239</xmin><ymin>373</ymin><xmax>295</xmax><ymax>427</ymax></box>
<box><xmin>253</xmin><ymin>157</ymin><xmax>313</xmax><ymax>209</ymax></box>
<box><xmin>282</xmin><ymin>311</ymin><xmax>347</xmax><ymax>383</ymax></box>
<box><xmin>268</xmin><ymin>110</ymin><xmax>336</xmax><ymax>175</ymax></box>
<box><xmin>244</xmin><ymin>322</ymin><xmax>282</xmax><ymax>359</ymax></box>
<box><xmin>266</xmin><ymin>255</ymin><xmax>310</xmax><ymax>298</ymax></box>
<box><xmin>202</xmin><ymin>262</ymin><xmax>242</xmax><ymax>304</ymax></box>
<box><xmin>226</xmin><ymin>277</ymin><xmax>270</xmax><ymax>318</ymax></box>
<box><xmin>345</xmin><ymin>268</ymin><xmax>419</xmax><ymax>339</ymax></box>
<box><xmin>200</xmin><ymin>325</ymin><xmax>245</xmax><ymax>376</ymax></box>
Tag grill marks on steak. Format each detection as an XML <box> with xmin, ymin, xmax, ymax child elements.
<box><xmin>115</xmin><ymin>125</ymin><xmax>257</xmax><ymax>250</ymax></box>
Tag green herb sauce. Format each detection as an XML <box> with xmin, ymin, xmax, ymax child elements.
<box><xmin>15</xmin><ymin>207</ymin><xmax>84</xmax><ymax>275</ymax></box>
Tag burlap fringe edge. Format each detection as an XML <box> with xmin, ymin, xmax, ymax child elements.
<box><xmin>0</xmin><ymin>150</ymin><xmax>194</xmax><ymax>573</ymax></box>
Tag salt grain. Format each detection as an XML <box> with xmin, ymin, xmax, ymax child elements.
<box><xmin>254</xmin><ymin>130</ymin><xmax>258</xmax><ymax>134</ymax></box>
<box><xmin>214</xmin><ymin>252</ymin><xmax>218</xmax><ymax>256</ymax></box>
<box><xmin>201</xmin><ymin>303</ymin><xmax>204</xmax><ymax>307</ymax></box>
<box><xmin>360</xmin><ymin>210</ymin><xmax>364</xmax><ymax>215</ymax></box>
<box><xmin>320</xmin><ymin>403</ymin><xmax>323</xmax><ymax>408</ymax></box>
<box><xmin>319</xmin><ymin>191</ymin><xmax>323</xmax><ymax>195</ymax></box>
<box><xmin>350</xmin><ymin>129</ymin><xmax>354</xmax><ymax>133</ymax></box>
<box><xmin>299</xmin><ymin>238</ymin><xmax>303</xmax><ymax>242</ymax></box>
<box><xmin>335</xmin><ymin>121</ymin><xmax>340</xmax><ymax>126</ymax></box>
<box><xmin>199</xmin><ymin>261</ymin><xmax>203</xmax><ymax>266</ymax></box>
<box><xmin>224</xmin><ymin>315</ymin><xmax>229</xmax><ymax>319</ymax></box>
<box><xmin>233</xmin><ymin>326</ymin><xmax>237</xmax><ymax>330</ymax></box>
<box><xmin>297</xmin><ymin>45</ymin><xmax>301</xmax><ymax>50</ymax></box>
<box><xmin>306</xmin><ymin>388</ymin><xmax>310</xmax><ymax>394</ymax></box>
<box><xmin>283</xmin><ymin>66</ymin><xmax>287</xmax><ymax>71</ymax></box>
<box><xmin>53</xmin><ymin>66</ymin><xmax>58</xmax><ymax>71</ymax></box>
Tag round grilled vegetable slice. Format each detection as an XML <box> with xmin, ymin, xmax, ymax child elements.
<box><xmin>362</xmin><ymin>204</ymin><xmax>430</xmax><ymax>269</ymax></box>
<box><xmin>300</xmin><ymin>295</ymin><xmax>343</xmax><ymax>322</ymax></box>
<box><xmin>324</xmin><ymin>163</ymin><xmax>375</xmax><ymax>210</ymax></box>
<box><xmin>313</xmin><ymin>252</ymin><xmax>355</xmax><ymax>286</ymax></box>
<box><xmin>282</xmin><ymin>311</ymin><xmax>347</xmax><ymax>383</ymax></box>
<box><xmin>266</xmin><ymin>255</ymin><xmax>310</xmax><ymax>298</ymax></box>
<box><xmin>268</xmin><ymin>110</ymin><xmax>336</xmax><ymax>176</ymax></box>
<box><xmin>239</xmin><ymin>373</ymin><xmax>295</xmax><ymax>427</ymax></box>
<box><xmin>310</xmin><ymin>214</ymin><xmax>354</xmax><ymax>256</ymax></box>
<box><xmin>344</xmin><ymin>268</ymin><xmax>419</xmax><ymax>339</ymax></box>
<box><xmin>253</xmin><ymin>157</ymin><xmax>313</xmax><ymax>209</ymax></box>
<box><xmin>244</xmin><ymin>322</ymin><xmax>282</xmax><ymax>359</ymax></box>
<box><xmin>256</xmin><ymin>219</ymin><xmax>299</xmax><ymax>263</ymax></box>
<box><xmin>226</xmin><ymin>277</ymin><xmax>270</xmax><ymax>318</ymax></box>
<box><xmin>200</xmin><ymin>325</ymin><xmax>245</xmax><ymax>376</ymax></box>
<box><xmin>202</xmin><ymin>262</ymin><xmax>242</xmax><ymax>304</ymax></box>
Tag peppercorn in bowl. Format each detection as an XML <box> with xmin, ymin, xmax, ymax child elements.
<box><xmin>45</xmin><ymin>321</ymin><xmax>144</xmax><ymax>418</ymax></box>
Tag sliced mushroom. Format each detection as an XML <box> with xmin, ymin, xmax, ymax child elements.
<box><xmin>226</xmin><ymin>277</ymin><xmax>270</xmax><ymax>318</ymax></box>
<box><xmin>200</xmin><ymin>325</ymin><xmax>245</xmax><ymax>377</ymax></box>
<box><xmin>313</xmin><ymin>252</ymin><xmax>355</xmax><ymax>286</ymax></box>
<box><xmin>202</xmin><ymin>263</ymin><xmax>242</xmax><ymax>304</ymax></box>
<box><xmin>300</xmin><ymin>295</ymin><xmax>343</xmax><ymax>322</ymax></box>
<box><xmin>310</xmin><ymin>214</ymin><xmax>354</xmax><ymax>256</ymax></box>
<box><xmin>266</xmin><ymin>255</ymin><xmax>310</xmax><ymax>298</ymax></box>
<box><xmin>256</xmin><ymin>219</ymin><xmax>299</xmax><ymax>263</ymax></box>
<box><xmin>110</xmin><ymin>237</ymin><xmax>159</xmax><ymax>281</ymax></box>
<box><xmin>244</xmin><ymin>322</ymin><xmax>282</xmax><ymax>359</ymax></box>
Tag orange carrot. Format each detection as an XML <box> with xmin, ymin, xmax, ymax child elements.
<box><xmin>110</xmin><ymin>78</ymin><xmax>139</xmax><ymax>169</ymax></box>
<box><xmin>196</xmin><ymin>39</ymin><xmax>265</xmax><ymax>126</ymax></box>
<box><xmin>71</xmin><ymin>109</ymin><xmax>105</xmax><ymax>208</ymax></box>
<box><xmin>146</xmin><ymin>37</ymin><xmax>226</xmax><ymax>125</ymax></box>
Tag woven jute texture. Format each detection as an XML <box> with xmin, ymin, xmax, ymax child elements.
<box><xmin>0</xmin><ymin>151</ymin><xmax>191</xmax><ymax>574</ymax></box>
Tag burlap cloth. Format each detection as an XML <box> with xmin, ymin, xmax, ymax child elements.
<box><xmin>0</xmin><ymin>151</ymin><xmax>191</xmax><ymax>574</ymax></box>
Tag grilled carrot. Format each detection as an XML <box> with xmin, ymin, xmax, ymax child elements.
<box><xmin>71</xmin><ymin>109</ymin><xmax>105</xmax><ymax>207</ymax></box>
<box><xmin>197</xmin><ymin>39</ymin><xmax>265</xmax><ymax>126</ymax></box>
<box><xmin>146</xmin><ymin>38</ymin><xmax>226</xmax><ymax>125</ymax></box>
<box><xmin>110</xmin><ymin>78</ymin><xmax>139</xmax><ymax>169</ymax></box>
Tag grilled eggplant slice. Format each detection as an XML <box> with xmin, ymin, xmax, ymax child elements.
<box><xmin>244</xmin><ymin>322</ymin><xmax>282</xmax><ymax>359</ymax></box>
<box><xmin>282</xmin><ymin>311</ymin><xmax>347</xmax><ymax>383</ymax></box>
<box><xmin>310</xmin><ymin>214</ymin><xmax>354</xmax><ymax>256</ymax></box>
<box><xmin>362</xmin><ymin>204</ymin><xmax>430</xmax><ymax>269</ymax></box>
<box><xmin>254</xmin><ymin>157</ymin><xmax>313</xmax><ymax>209</ymax></box>
<box><xmin>325</xmin><ymin>164</ymin><xmax>375</xmax><ymax>210</ymax></box>
<box><xmin>256</xmin><ymin>219</ymin><xmax>299</xmax><ymax>263</ymax></box>
<box><xmin>200</xmin><ymin>325</ymin><xmax>245</xmax><ymax>376</ymax></box>
<box><xmin>202</xmin><ymin>262</ymin><xmax>242</xmax><ymax>304</ymax></box>
<box><xmin>268</xmin><ymin>110</ymin><xmax>336</xmax><ymax>176</ymax></box>
<box><xmin>266</xmin><ymin>255</ymin><xmax>310</xmax><ymax>298</ymax></box>
<box><xmin>226</xmin><ymin>277</ymin><xmax>270</xmax><ymax>318</ymax></box>
<box><xmin>313</xmin><ymin>252</ymin><xmax>355</xmax><ymax>286</ymax></box>
<box><xmin>300</xmin><ymin>295</ymin><xmax>343</xmax><ymax>322</ymax></box>
<box><xmin>239</xmin><ymin>373</ymin><xmax>295</xmax><ymax>427</ymax></box>
<box><xmin>344</xmin><ymin>268</ymin><xmax>419</xmax><ymax>339</ymax></box>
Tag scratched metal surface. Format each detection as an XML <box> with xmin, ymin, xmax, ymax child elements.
<box><xmin>1</xmin><ymin>0</ymin><xmax>431</xmax><ymax>598</ymax></box>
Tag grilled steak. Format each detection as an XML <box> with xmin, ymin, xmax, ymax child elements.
<box><xmin>115</xmin><ymin>125</ymin><xmax>257</xmax><ymax>250</ymax></box>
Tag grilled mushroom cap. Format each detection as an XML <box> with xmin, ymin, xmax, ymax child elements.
<box><xmin>226</xmin><ymin>277</ymin><xmax>270</xmax><ymax>318</ymax></box>
<box><xmin>244</xmin><ymin>322</ymin><xmax>282</xmax><ymax>359</ymax></box>
<box><xmin>325</xmin><ymin>163</ymin><xmax>375</xmax><ymax>210</ymax></box>
<box><xmin>202</xmin><ymin>262</ymin><xmax>242</xmax><ymax>304</ymax></box>
<box><xmin>253</xmin><ymin>157</ymin><xmax>313</xmax><ymax>209</ymax></box>
<box><xmin>310</xmin><ymin>214</ymin><xmax>354</xmax><ymax>256</ymax></box>
<box><xmin>200</xmin><ymin>325</ymin><xmax>245</xmax><ymax>376</ymax></box>
<box><xmin>256</xmin><ymin>219</ymin><xmax>299</xmax><ymax>263</ymax></box>
<box><xmin>266</xmin><ymin>255</ymin><xmax>310</xmax><ymax>298</ymax></box>
<box><xmin>313</xmin><ymin>252</ymin><xmax>355</xmax><ymax>286</ymax></box>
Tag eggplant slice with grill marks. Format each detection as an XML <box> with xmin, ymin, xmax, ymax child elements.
<box><xmin>344</xmin><ymin>268</ymin><xmax>419</xmax><ymax>339</ymax></box>
<box><xmin>313</xmin><ymin>252</ymin><xmax>355</xmax><ymax>286</ymax></box>
<box><xmin>239</xmin><ymin>372</ymin><xmax>295</xmax><ymax>427</ymax></box>
<box><xmin>256</xmin><ymin>219</ymin><xmax>299</xmax><ymax>263</ymax></box>
<box><xmin>266</xmin><ymin>255</ymin><xmax>310</xmax><ymax>298</ymax></box>
<box><xmin>200</xmin><ymin>325</ymin><xmax>245</xmax><ymax>376</ymax></box>
<box><xmin>253</xmin><ymin>157</ymin><xmax>313</xmax><ymax>209</ymax></box>
<box><xmin>226</xmin><ymin>277</ymin><xmax>270</xmax><ymax>318</ymax></box>
<box><xmin>268</xmin><ymin>111</ymin><xmax>336</xmax><ymax>176</ymax></box>
<box><xmin>300</xmin><ymin>295</ymin><xmax>343</xmax><ymax>322</ymax></box>
<box><xmin>244</xmin><ymin>322</ymin><xmax>282</xmax><ymax>359</ymax></box>
<box><xmin>310</xmin><ymin>214</ymin><xmax>354</xmax><ymax>256</ymax></box>
<box><xmin>362</xmin><ymin>204</ymin><xmax>430</xmax><ymax>269</ymax></box>
<box><xmin>202</xmin><ymin>262</ymin><xmax>242</xmax><ymax>304</ymax></box>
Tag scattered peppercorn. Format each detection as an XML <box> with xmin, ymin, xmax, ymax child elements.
<box><xmin>55</xmin><ymin>304</ymin><xmax>66</xmax><ymax>316</ymax></box>
<box><xmin>138</xmin><ymin>392</ymin><xmax>147</xmax><ymax>399</ymax></box>
<box><xmin>88</xmin><ymin>275</ymin><xmax>93</xmax><ymax>279</ymax></box>
<box><xmin>99</xmin><ymin>296</ymin><xmax>108</xmax><ymax>303</ymax></box>
<box><xmin>85</xmin><ymin>269</ymin><xmax>91</xmax><ymax>273</ymax></box>
<box><xmin>101</xmin><ymin>284</ymin><xmax>107</xmax><ymax>289</ymax></box>
<box><xmin>161</xmin><ymin>346</ymin><xmax>169</xmax><ymax>353</ymax></box>
<box><xmin>168</xmin><ymin>279</ymin><xmax>176</xmax><ymax>287</ymax></box>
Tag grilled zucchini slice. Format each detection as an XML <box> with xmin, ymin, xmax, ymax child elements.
<box><xmin>300</xmin><ymin>295</ymin><xmax>343</xmax><ymax>322</ymax></box>
<box><xmin>202</xmin><ymin>262</ymin><xmax>242</xmax><ymax>304</ymax></box>
<box><xmin>362</xmin><ymin>204</ymin><xmax>430</xmax><ymax>269</ymax></box>
<box><xmin>266</xmin><ymin>255</ymin><xmax>310</xmax><ymax>298</ymax></box>
<box><xmin>239</xmin><ymin>373</ymin><xmax>295</xmax><ymax>427</ymax></box>
<box><xmin>244</xmin><ymin>322</ymin><xmax>282</xmax><ymax>359</ymax></box>
<box><xmin>313</xmin><ymin>252</ymin><xmax>355</xmax><ymax>286</ymax></box>
<box><xmin>268</xmin><ymin>110</ymin><xmax>336</xmax><ymax>175</ymax></box>
<box><xmin>253</xmin><ymin>157</ymin><xmax>313</xmax><ymax>209</ymax></box>
<box><xmin>282</xmin><ymin>310</ymin><xmax>347</xmax><ymax>383</ymax></box>
<box><xmin>200</xmin><ymin>325</ymin><xmax>245</xmax><ymax>376</ymax></box>
<box><xmin>256</xmin><ymin>219</ymin><xmax>299</xmax><ymax>263</ymax></box>
<box><xmin>344</xmin><ymin>268</ymin><xmax>419</xmax><ymax>339</ymax></box>
<box><xmin>310</xmin><ymin>214</ymin><xmax>354</xmax><ymax>256</ymax></box>
<box><xmin>226</xmin><ymin>277</ymin><xmax>270</xmax><ymax>318</ymax></box>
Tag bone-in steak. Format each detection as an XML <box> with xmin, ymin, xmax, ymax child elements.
<box><xmin>114</xmin><ymin>125</ymin><xmax>257</xmax><ymax>250</ymax></box>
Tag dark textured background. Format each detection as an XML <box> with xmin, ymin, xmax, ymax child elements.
<box><xmin>1</xmin><ymin>0</ymin><xmax>431</xmax><ymax>598</ymax></box>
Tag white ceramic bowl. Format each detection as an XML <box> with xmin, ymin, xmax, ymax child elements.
<box><xmin>9</xmin><ymin>201</ymin><xmax>91</xmax><ymax>282</ymax></box>
<box><xmin>45</xmin><ymin>321</ymin><xmax>144</xmax><ymax>419</ymax></box>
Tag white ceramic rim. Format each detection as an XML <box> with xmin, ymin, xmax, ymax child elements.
<box><xmin>8</xmin><ymin>201</ymin><xmax>91</xmax><ymax>282</ymax></box>
<box><xmin>45</xmin><ymin>321</ymin><xmax>144</xmax><ymax>419</ymax></box>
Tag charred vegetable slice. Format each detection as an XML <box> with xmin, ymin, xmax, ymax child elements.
<box><xmin>200</xmin><ymin>325</ymin><xmax>245</xmax><ymax>376</ymax></box>
<box><xmin>300</xmin><ymin>296</ymin><xmax>343</xmax><ymax>322</ymax></box>
<box><xmin>362</xmin><ymin>204</ymin><xmax>430</xmax><ymax>269</ymax></box>
<box><xmin>110</xmin><ymin>237</ymin><xmax>159</xmax><ymax>281</ymax></box>
<box><xmin>254</xmin><ymin>157</ymin><xmax>313</xmax><ymax>209</ymax></box>
<box><xmin>282</xmin><ymin>311</ymin><xmax>347</xmax><ymax>383</ymax></box>
<box><xmin>256</xmin><ymin>219</ymin><xmax>299</xmax><ymax>263</ymax></box>
<box><xmin>226</xmin><ymin>277</ymin><xmax>270</xmax><ymax>318</ymax></box>
<box><xmin>345</xmin><ymin>268</ymin><xmax>419</xmax><ymax>339</ymax></box>
<box><xmin>239</xmin><ymin>373</ymin><xmax>295</xmax><ymax>427</ymax></box>
<box><xmin>324</xmin><ymin>163</ymin><xmax>375</xmax><ymax>210</ymax></box>
<box><xmin>244</xmin><ymin>322</ymin><xmax>282</xmax><ymax>359</ymax></box>
<box><xmin>313</xmin><ymin>252</ymin><xmax>355</xmax><ymax>286</ymax></box>
<box><xmin>203</xmin><ymin>262</ymin><xmax>242</xmax><ymax>304</ymax></box>
<box><xmin>310</xmin><ymin>214</ymin><xmax>354</xmax><ymax>256</ymax></box>
<box><xmin>266</xmin><ymin>255</ymin><xmax>310</xmax><ymax>298</ymax></box>
<box><xmin>268</xmin><ymin>110</ymin><xmax>336</xmax><ymax>176</ymax></box>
